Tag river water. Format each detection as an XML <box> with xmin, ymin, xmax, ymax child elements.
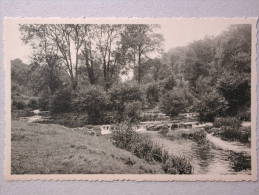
<box><xmin>22</xmin><ymin>109</ymin><xmax>251</xmax><ymax>175</ymax></box>
<box><xmin>142</xmin><ymin>131</ymin><xmax>251</xmax><ymax>175</ymax></box>
<box><xmin>137</xmin><ymin>112</ymin><xmax>251</xmax><ymax>175</ymax></box>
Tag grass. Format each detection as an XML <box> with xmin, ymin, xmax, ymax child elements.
<box><xmin>181</xmin><ymin>128</ymin><xmax>208</xmax><ymax>144</ymax></box>
<box><xmin>40</xmin><ymin>112</ymin><xmax>88</xmax><ymax>128</ymax></box>
<box><xmin>11</xmin><ymin>109</ymin><xmax>34</xmax><ymax>119</ymax></box>
<box><xmin>11</xmin><ymin>120</ymin><xmax>163</xmax><ymax>174</ymax></box>
<box><xmin>111</xmin><ymin>123</ymin><xmax>193</xmax><ymax>174</ymax></box>
<box><xmin>213</xmin><ymin>117</ymin><xmax>241</xmax><ymax>129</ymax></box>
<box><xmin>210</xmin><ymin>117</ymin><xmax>251</xmax><ymax>143</ymax></box>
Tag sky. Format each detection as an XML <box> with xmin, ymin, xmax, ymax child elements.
<box><xmin>8</xmin><ymin>20</ymin><xmax>232</xmax><ymax>64</ymax></box>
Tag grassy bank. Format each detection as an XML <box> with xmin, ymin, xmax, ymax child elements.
<box><xmin>43</xmin><ymin>112</ymin><xmax>89</xmax><ymax>128</ymax></box>
<box><xmin>11</xmin><ymin>120</ymin><xmax>163</xmax><ymax>174</ymax></box>
<box><xmin>111</xmin><ymin>123</ymin><xmax>193</xmax><ymax>174</ymax></box>
<box><xmin>205</xmin><ymin>117</ymin><xmax>251</xmax><ymax>144</ymax></box>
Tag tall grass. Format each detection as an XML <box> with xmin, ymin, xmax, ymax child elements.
<box><xmin>181</xmin><ymin>129</ymin><xmax>207</xmax><ymax>144</ymax></box>
<box><xmin>111</xmin><ymin>123</ymin><xmax>193</xmax><ymax>174</ymax></box>
<box><xmin>213</xmin><ymin>117</ymin><xmax>241</xmax><ymax>129</ymax></box>
<box><xmin>213</xmin><ymin>117</ymin><xmax>250</xmax><ymax>143</ymax></box>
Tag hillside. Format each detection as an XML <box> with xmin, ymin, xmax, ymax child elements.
<box><xmin>11</xmin><ymin>120</ymin><xmax>163</xmax><ymax>174</ymax></box>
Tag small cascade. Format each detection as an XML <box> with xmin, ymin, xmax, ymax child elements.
<box><xmin>100</xmin><ymin>125</ymin><xmax>112</xmax><ymax>135</ymax></box>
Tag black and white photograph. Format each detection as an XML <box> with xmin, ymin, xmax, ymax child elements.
<box><xmin>5</xmin><ymin>18</ymin><xmax>257</xmax><ymax>181</ymax></box>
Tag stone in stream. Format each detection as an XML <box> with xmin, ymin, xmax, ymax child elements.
<box><xmin>146</xmin><ymin>123</ymin><xmax>169</xmax><ymax>131</ymax></box>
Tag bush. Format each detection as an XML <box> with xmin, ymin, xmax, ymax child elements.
<box><xmin>159</xmin><ymin>89</ymin><xmax>187</xmax><ymax>117</ymax></box>
<box><xmin>111</xmin><ymin>123</ymin><xmax>139</xmax><ymax>151</ymax></box>
<box><xmin>220</xmin><ymin>126</ymin><xmax>241</xmax><ymax>141</ymax></box>
<box><xmin>220</xmin><ymin>126</ymin><xmax>250</xmax><ymax>143</ymax></box>
<box><xmin>162</xmin><ymin>156</ymin><xmax>193</xmax><ymax>174</ymax></box>
<box><xmin>196</xmin><ymin>90</ymin><xmax>228</xmax><ymax>122</ymax></box>
<box><xmin>111</xmin><ymin>123</ymin><xmax>193</xmax><ymax>174</ymax></box>
<box><xmin>237</xmin><ymin>107</ymin><xmax>251</xmax><ymax>121</ymax></box>
<box><xmin>74</xmin><ymin>86</ymin><xmax>108</xmax><ymax>124</ymax></box>
<box><xmin>182</xmin><ymin>129</ymin><xmax>207</xmax><ymax>144</ymax></box>
<box><xmin>159</xmin><ymin>75</ymin><xmax>176</xmax><ymax>91</ymax></box>
<box><xmin>38</xmin><ymin>96</ymin><xmax>50</xmax><ymax>111</ymax></box>
<box><xmin>111</xmin><ymin>123</ymin><xmax>168</xmax><ymax>162</ymax></box>
<box><xmin>48</xmin><ymin>112</ymin><xmax>88</xmax><ymax>128</ymax></box>
<box><xmin>124</xmin><ymin>101</ymin><xmax>142</xmax><ymax>123</ymax></box>
<box><xmin>108</xmin><ymin>83</ymin><xmax>143</xmax><ymax>122</ymax></box>
<box><xmin>145</xmin><ymin>82</ymin><xmax>159</xmax><ymax>105</ymax></box>
<box><xmin>27</xmin><ymin>98</ymin><xmax>39</xmax><ymax>109</ymax></box>
<box><xmin>214</xmin><ymin>117</ymin><xmax>241</xmax><ymax>129</ymax></box>
<box><xmin>50</xmin><ymin>88</ymin><xmax>73</xmax><ymax>113</ymax></box>
<box><xmin>12</xmin><ymin>100</ymin><xmax>26</xmax><ymax>110</ymax></box>
<box><xmin>217</xmin><ymin>72</ymin><xmax>250</xmax><ymax>115</ymax></box>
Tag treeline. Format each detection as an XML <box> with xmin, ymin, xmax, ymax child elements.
<box><xmin>12</xmin><ymin>24</ymin><xmax>251</xmax><ymax>124</ymax></box>
<box><xmin>19</xmin><ymin>24</ymin><xmax>163</xmax><ymax>91</ymax></box>
<box><xmin>160</xmin><ymin>24</ymin><xmax>251</xmax><ymax>121</ymax></box>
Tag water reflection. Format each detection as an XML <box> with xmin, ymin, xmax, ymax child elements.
<box><xmin>146</xmin><ymin>132</ymin><xmax>251</xmax><ymax>175</ymax></box>
<box><xmin>193</xmin><ymin>142</ymin><xmax>214</xmax><ymax>173</ymax></box>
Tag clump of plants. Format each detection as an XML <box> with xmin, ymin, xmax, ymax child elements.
<box><xmin>213</xmin><ymin>117</ymin><xmax>250</xmax><ymax>143</ymax></box>
<box><xmin>182</xmin><ymin>129</ymin><xmax>207</xmax><ymax>144</ymax></box>
<box><xmin>214</xmin><ymin>117</ymin><xmax>241</xmax><ymax>129</ymax></box>
<box><xmin>162</xmin><ymin>155</ymin><xmax>193</xmax><ymax>174</ymax></box>
<box><xmin>111</xmin><ymin>123</ymin><xmax>193</xmax><ymax>174</ymax></box>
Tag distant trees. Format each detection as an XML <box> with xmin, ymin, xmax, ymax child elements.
<box><xmin>163</xmin><ymin>24</ymin><xmax>251</xmax><ymax>121</ymax></box>
<box><xmin>14</xmin><ymin>23</ymin><xmax>251</xmax><ymax>124</ymax></box>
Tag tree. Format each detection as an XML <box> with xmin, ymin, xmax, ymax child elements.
<box><xmin>108</xmin><ymin>82</ymin><xmax>144</xmax><ymax>122</ymax></box>
<box><xmin>74</xmin><ymin>86</ymin><xmax>108</xmax><ymax>124</ymax></box>
<box><xmin>95</xmin><ymin>24</ymin><xmax>126</xmax><ymax>89</ymax></box>
<box><xmin>196</xmin><ymin>90</ymin><xmax>228</xmax><ymax>122</ymax></box>
<box><xmin>159</xmin><ymin>88</ymin><xmax>189</xmax><ymax>117</ymax></box>
<box><xmin>121</xmin><ymin>24</ymin><xmax>164</xmax><ymax>83</ymax></box>
<box><xmin>20</xmin><ymin>24</ymin><xmax>86</xmax><ymax>90</ymax></box>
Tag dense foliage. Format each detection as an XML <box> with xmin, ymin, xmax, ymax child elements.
<box><xmin>12</xmin><ymin>24</ymin><xmax>251</xmax><ymax>124</ymax></box>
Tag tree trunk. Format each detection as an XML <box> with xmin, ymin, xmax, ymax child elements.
<box><xmin>138</xmin><ymin>51</ymin><xmax>141</xmax><ymax>84</ymax></box>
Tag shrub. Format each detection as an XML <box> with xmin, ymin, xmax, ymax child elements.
<box><xmin>162</xmin><ymin>156</ymin><xmax>193</xmax><ymax>174</ymax></box>
<box><xmin>12</xmin><ymin>100</ymin><xmax>26</xmax><ymax>110</ymax></box>
<box><xmin>48</xmin><ymin>112</ymin><xmax>88</xmax><ymax>128</ymax></box>
<box><xmin>159</xmin><ymin>89</ymin><xmax>187</xmax><ymax>117</ymax></box>
<box><xmin>124</xmin><ymin>101</ymin><xmax>142</xmax><ymax>123</ymax></box>
<box><xmin>108</xmin><ymin>83</ymin><xmax>143</xmax><ymax>122</ymax></box>
<box><xmin>220</xmin><ymin>126</ymin><xmax>241</xmax><ymax>141</ymax></box>
<box><xmin>38</xmin><ymin>96</ymin><xmax>50</xmax><ymax>111</ymax></box>
<box><xmin>145</xmin><ymin>82</ymin><xmax>159</xmax><ymax>105</ymax></box>
<box><xmin>237</xmin><ymin>107</ymin><xmax>251</xmax><ymax>121</ymax></box>
<box><xmin>160</xmin><ymin>75</ymin><xmax>176</xmax><ymax>91</ymax></box>
<box><xmin>214</xmin><ymin>117</ymin><xmax>241</xmax><ymax>129</ymax></box>
<box><xmin>111</xmin><ymin>123</ymin><xmax>139</xmax><ymax>151</ymax></box>
<box><xmin>217</xmin><ymin>72</ymin><xmax>250</xmax><ymax>116</ymax></box>
<box><xmin>220</xmin><ymin>126</ymin><xmax>250</xmax><ymax>143</ymax></box>
<box><xmin>27</xmin><ymin>98</ymin><xmax>39</xmax><ymax>109</ymax></box>
<box><xmin>74</xmin><ymin>86</ymin><xmax>108</xmax><ymax>124</ymax></box>
<box><xmin>111</xmin><ymin>123</ymin><xmax>193</xmax><ymax>174</ymax></box>
<box><xmin>196</xmin><ymin>90</ymin><xmax>228</xmax><ymax>122</ymax></box>
<box><xmin>50</xmin><ymin>88</ymin><xmax>73</xmax><ymax>113</ymax></box>
<box><xmin>182</xmin><ymin>129</ymin><xmax>207</xmax><ymax>144</ymax></box>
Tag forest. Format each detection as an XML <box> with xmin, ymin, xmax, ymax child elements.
<box><xmin>12</xmin><ymin>24</ymin><xmax>251</xmax><ymax>124</ymax></box>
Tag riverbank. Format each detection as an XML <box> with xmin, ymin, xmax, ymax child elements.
<box><xmin>11</xmin><ymin>120</ymin><xmax>164</xmax><ymax>174</ymax></box>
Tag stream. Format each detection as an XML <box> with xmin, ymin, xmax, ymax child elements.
<box><xmin>20</xmin><ymin>109</ymin><xmax>251</xmax><ymax>175</ymax></box>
